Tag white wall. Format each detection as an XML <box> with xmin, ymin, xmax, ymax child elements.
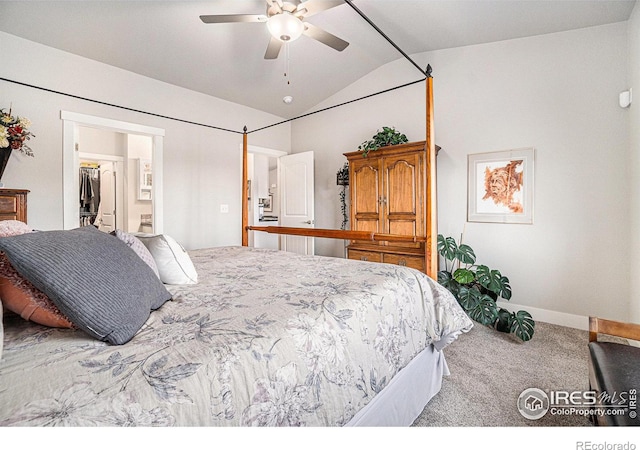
<box><xmin>0</xmin><ymin>31</ymin><xmax>290</xmax><ymax>250</ymax></box>
<box><xmin>79</xmin><ymin>127</ymin><xmax>126</xmax><ymax>157</ymax></box>
<box><xmin>292</xmin><ymin>22</ymin><xmax>631</xmax><ymax>322</ymax></box>
<box><xmin>126</xmin><ymin>134</ymin><xmax>153</xmax><ymax>233</ymax></box>
<box><xmin>629</xmin><ymin>3</ymin><xmax>640</xmax><ymax>324</ymax></box>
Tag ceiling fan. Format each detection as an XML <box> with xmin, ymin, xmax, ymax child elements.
<box><xmin>200</xmin><ymin>0</ymin><xmax>349</xmax><ymax>59</ymax></box>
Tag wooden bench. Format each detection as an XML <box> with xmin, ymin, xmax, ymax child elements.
<box><xmin>588</xmin><ymin>317</ymin><xmax>640</xmax><ymax>426</ymax></box>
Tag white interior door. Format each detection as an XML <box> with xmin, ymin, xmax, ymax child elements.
<box><xmin>279</xmin><ymin>151</ymin><xmax>314</xmax><ymax>255</ymax></box>
<box><xmin>98</xmin><ymin>161</ymin><xmax>116</xmax><ymax>233</ymax></box>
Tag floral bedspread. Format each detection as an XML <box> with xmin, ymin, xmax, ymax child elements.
<box><xmin>0</xmin><ymin>247</ymin><xmax>472</xmax><ymax>426</ymax></box>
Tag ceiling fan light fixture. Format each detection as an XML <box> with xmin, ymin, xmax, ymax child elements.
<box><xmin>267</xmin><ymin>12</ymin><xmax>304</xmax><ymax>42</ymax></box>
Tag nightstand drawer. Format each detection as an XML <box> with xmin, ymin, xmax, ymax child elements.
<box><xmin>0</xmin><ymin>196</ymin><xmax>18</xmax><ymax>214</ymax></box>
<box><xmin>0</xmin><ymin>189</ymin><xmax>29</xmax><ymax>223</ymax></box>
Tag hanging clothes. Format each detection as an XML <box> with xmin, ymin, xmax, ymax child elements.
<box><xmin>89</xmin><ymin>168</ymin><xmax>100</xmax><ymax>213</ymax></box>
<box><xmin>79</xmin><ymin>166</ymin><xmax>101</xmax><ymax>225</ymax></box>
<box><xmin>80</xmin><ymin>169</ymin><xmax>93</xmax><ymax>207</ymax></box>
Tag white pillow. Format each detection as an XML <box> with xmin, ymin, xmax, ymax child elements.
<box><xmin>138</xmin><ymin>234</ymin><xmax>197</xmax><ymax>285</ymax></box>
<box><xmin>112</xmin><ymin>229</ymin><xmax>160</xmax><ymax>279</ymax></box>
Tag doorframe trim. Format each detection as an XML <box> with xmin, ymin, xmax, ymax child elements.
<box><xmin>243</xmin><ymin>144</ymin><xmax>287</xmax><ymax>248</ymax></box>
<box><xmin>61</xmin><ymin>111</ymin><xmax>164</xmax><ymax>233</ymax></box>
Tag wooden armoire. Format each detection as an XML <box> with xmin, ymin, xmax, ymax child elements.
<box><xmin>344</xmin><ymin>141</ymin><xmax>432</xmax><ymax>273</ymax></box>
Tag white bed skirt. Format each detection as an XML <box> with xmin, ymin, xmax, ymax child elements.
<box><xmin>345</xmin><ymin>345</ymin><xmax>449</xmax><ymax>427</ymax></box>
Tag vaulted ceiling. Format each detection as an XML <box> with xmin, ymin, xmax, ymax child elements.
<box><xmin>0</xmin><ymin>1</ymin><xmax>636</xmax><ymax>118</ymax></box>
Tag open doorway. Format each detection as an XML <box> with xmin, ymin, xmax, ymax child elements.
<box><xmin>61</xmin><ymin>111</ymin><xmax>164</xmax><ymax>234</ymax></box>
<box><xmin>246</xmin><ymin>145</ymin><xmax>315</xmax><ymax>255</ymax></box>
<box><xmin>77</xmin><ymin>127</ymin><xmax>152</xmax><ymax>234</ymax></box>
<box><xmin>247</xmin><ymin>145</ymin><xmax>286</xmax><ymax>250</ymax></box>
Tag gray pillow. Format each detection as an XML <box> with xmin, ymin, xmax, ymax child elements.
<box><xmin>0</xmin><ymin>226</ymin><xmax>172</xmax><ymax>344</ymax></box>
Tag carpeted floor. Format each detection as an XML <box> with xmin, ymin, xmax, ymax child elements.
<box><xmin>412</xmin><ymin>321</ymin><xmax>594</xmax><ymax>427</ymax></box>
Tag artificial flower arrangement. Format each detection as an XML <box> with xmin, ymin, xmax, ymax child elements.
<box><xmin>0</xmin><ymin>107</ymin><xmax>35</xmax><ymax>157</ymax></box>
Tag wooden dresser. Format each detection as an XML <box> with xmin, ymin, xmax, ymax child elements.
<box><xmin>0</xmin><ymin>189</ymin><xmax>29</xmax><ymax>223</ymax></box>
<box><xmin>344</xmin><ymin>141</ymin><xmax>430</xmax><ymax>272</ymax></box>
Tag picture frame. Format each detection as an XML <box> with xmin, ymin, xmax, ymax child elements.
<box><xmin>138</xmin><ymin>158</ymin><xmax>152</xmax><ymax>201</ymax></box>
<box><xmin>259</xmin><ymin>196</ymin><xmax>272</xmax><ymax>212</ymax></box>
<box><xmin>467</xmin><ymin>147</ymin><xmax>534</xmax><ymax>224</ymax></box>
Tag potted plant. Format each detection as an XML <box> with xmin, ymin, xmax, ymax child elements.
<box><xmin>358</xmin><ymin>126</ymin><xmax>408</xmax><ymax>157</ymax></box>
<box><xmin>437</xmin><ymin>234</ymin><xmax>535</xmax><ymax>341</ymax></box>
<box><xmin>336</xmin><ymin>163</ymin><xmax>349</xmax><ymax>230</ymax></box>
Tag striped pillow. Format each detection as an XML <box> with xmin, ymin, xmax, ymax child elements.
<box><xmin>0</xmin><ymin>226</ymin><xmax>172</xmax><ymax>345</ymax></box>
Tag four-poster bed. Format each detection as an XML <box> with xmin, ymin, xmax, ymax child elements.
<box><xmin>0</xmin><ymin>69</ymin><xmax>475</xmax><ymax>427</ymax></box>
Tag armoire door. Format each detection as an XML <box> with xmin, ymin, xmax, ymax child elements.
<box><xmin>350</xmin><ymin>156</ymin><xmax>382</xmax><ymax>244</ymax></box>
<box><xmin>382</xmin><ymin>152</ymin><xmax>423</xmax><ymax>248</ymax></box>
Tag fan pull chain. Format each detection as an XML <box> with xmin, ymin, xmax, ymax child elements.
<box><xmin>284</xmin><ymin>43</ymin><xmax>291</xmax><ymax>86</ymax></box>
<box><xmin>281</xmin><ymin>43</ymin><xmax>293</xmax><ymax>105</ymax></box>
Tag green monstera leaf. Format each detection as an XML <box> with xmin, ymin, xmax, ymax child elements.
<box><xmin>494</xmin><ymin>308</ymin><xmax>513</xmax><ymax>333</ymax></box>
<box><xmin>455</xmin><ymin>244</ymin><xmax>476</xmax><ymax>265</ymax></box>
<box><xmin>457</xmin><ymin>285</ymin><xmax>482</xmax><ymax>311</ymax></box>
<box><xmin>453</xmin><ymin>268</ymin><xmax>475</xmax><ymax>284</ymax></box>
<box><xmin>468</xmin><ymin>295</ymin><xmax>499</xmax><ymax>326</ymax></box>
<box><xmin>476</xmin><ymin>265</ymin><xmax>512</xmax><ymax>300</ymax></box>
<box><xmin>510</xmin><ymin>310</ymin><xmax>535</xmax><ymax>342</ymax></box>
<box><xmin>437</xmin><ymin>234</ymin><xmax>458</xmax><ymax>261</ymax></box>
<box><xmin>437</xmin><ymin>235</ymin><xmax>476</xmax><ymax>266</ymax></box>
<box><xmin>438</xmin><ymin>270</ymin><xmax>460</xmax><ymax>297</ymax></box>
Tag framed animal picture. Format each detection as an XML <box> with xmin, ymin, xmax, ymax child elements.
<box><xmin>467</xmin><ymin>148</ymin><xmax>535</xmax><ymax>224</ymax></box>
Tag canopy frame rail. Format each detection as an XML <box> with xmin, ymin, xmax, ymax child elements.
<box><xmin>247</xmin><ymin>226</ymin><xmax>427</xmax><ymax>244</ymax></box>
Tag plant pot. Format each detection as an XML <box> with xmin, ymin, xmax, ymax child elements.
<box><xmin>0</xmin><ymin>147</ymin><xmax>11</xmax><ymax>183</ymax></box>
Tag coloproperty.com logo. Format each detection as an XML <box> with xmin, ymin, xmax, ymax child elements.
<box><xmin>517</xmin><ymin>387</ymin><xmax>638</xmax><ymax>421</ymax></box>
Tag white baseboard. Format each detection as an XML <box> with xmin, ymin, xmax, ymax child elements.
<box><xmin>496</xmin><ymin>301</ymin><xmax>589</xmax><ymax>331</ymax></box>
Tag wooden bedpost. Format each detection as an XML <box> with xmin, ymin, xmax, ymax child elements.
<box><xmin>242</xmin><ymin>126</ymin><xmax>249</xmax><ymax>247</ymax></box>
<box><xmin>425</xmin><ymin>65</ymin><xmax>438</xmax><ymax>279</ymax></box>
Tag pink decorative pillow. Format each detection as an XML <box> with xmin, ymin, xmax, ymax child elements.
<box><xmin>0</xmin><ymin>220</ymin><xmax>32</xmax><ymax>237</ymax></box>
<box><xmin>0</xmin><ymin>253</ymin><xmax>73</xmax><ymax>328</ymax></box>
<box><xmin>0</xmin><ymin>222</ymin><xmax>73</xmax><ymax>328</ymax></box>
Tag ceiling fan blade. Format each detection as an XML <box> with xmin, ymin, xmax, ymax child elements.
<box><xmin>303</xmin><ymin>22</ymin><xmax>349</xmax><ymax>52</ymax></box>
<box><xmin>200</xmin><ymin>14</ymin><xmax>267</xmax><ymax>24</ymax></box>
<box><xmin>296</xmin><ymin>0</ymin><xmax>343</xmax><ymax>18</ymax></box>
<box><xmin>266</xmin><ymin>0</ymin><xmax>284</xmax><ymax>15</ymax></box>
<box><xmin>264</xmin><ymin>37</ymin><xmax>283</xmax><ymax>59</ymax></box>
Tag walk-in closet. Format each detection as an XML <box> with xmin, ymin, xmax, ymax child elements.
<box><xmin>79</xmin><ymin>162</ymin><xmax>101</xmax><ymax>226</ymax></box>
